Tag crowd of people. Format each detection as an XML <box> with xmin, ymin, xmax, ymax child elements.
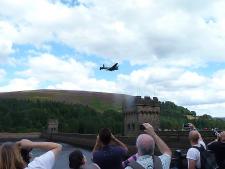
<box><xmin>0</xmin><ymin>123</ymin><xmax>224</xmax><ymax>169</ymax></box>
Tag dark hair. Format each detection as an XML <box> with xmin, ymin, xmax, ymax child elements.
<box><xmin>20</xmin><ymin>148</ymin><xmax>32</xmax><ymax>164</ymax></box>
<box><xmin>99</xmin><ymin>128</ymin><xmax>111</xmax><ymax>145</ymax></box>
<box><xmin>69</xmin><ymin>150</ymin><xmax>84</xmax><ymax>169</ymax></box>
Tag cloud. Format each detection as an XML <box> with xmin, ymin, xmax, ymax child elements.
<box><xmin>0</xmin><ymin>69</ymin><xmax>6</xmax><ymax>79</ymax></box>
<box><xmin>1</xmin><ymin>0</ymin><xmax>225</xmax><ymax>66</ymax></box>
<box><xmin>0</xmin><ymin>78</ymin><xmax>40</xmax><ymax>92</ymax></box>
<box><xmin>0</xmin><ymin>39</ymin><xmax>14</xmax><ymax>62</ymax></box>
<box><xmin>18</xmin><ymin>53</ymin><xmax>96</xmax><ymax>81</ymax></box>
<box><xmin>17</xmin><ymin>53</ymin><xmax>122</xmax><ymax>93</ymax></box>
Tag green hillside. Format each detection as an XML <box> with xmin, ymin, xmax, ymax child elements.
<box><xmin>160</xmin><ymin>101</ymin><xmax>225</xmax><ymax>130</ymax></box>
<box><xmin>0</xmin><ymin>98</ymin><xmax>122</xmax><ymax>134</ymax></box>
<box><xmin>0</xmin><ymin>90</ymin><xmax>225</xmax><ymax>133</ymax></box>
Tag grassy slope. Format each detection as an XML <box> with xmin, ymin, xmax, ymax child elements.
<box><xmin>0</xmin><ymin>89</ymin><xmax>133</xmax><ymax>112</ymax></box>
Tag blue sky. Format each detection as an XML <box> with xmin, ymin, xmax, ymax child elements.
<box><xmin>1</xmin><ymin>0</ymin><xmax>225</xmax><ymax>117</ymax></box>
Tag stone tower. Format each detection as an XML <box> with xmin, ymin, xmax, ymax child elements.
<box><xmin>47</xmin><ymin>119</ymin><xmax>58</xmax><ymax>134</ymax></box>
<box><xmin>123</xmin><ymin>96</ymin><xmax>160</xmax><ymax>136</ymax></box>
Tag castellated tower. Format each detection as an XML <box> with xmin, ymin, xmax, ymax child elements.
<box><xmin>123</xmin><ymin>96</ymin><xmax>160</xmax><ymax>136</ymax></box>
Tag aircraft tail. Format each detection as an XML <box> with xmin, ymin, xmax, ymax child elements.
<box><xmin>100</xmin><ymin>64</ymin><xmax>104</xmax><ymax>70</ymax></box>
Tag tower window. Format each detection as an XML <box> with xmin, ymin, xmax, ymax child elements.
<box><xmin>127</xmin><ymin>124</ymin><xmax>131</xmax><ymax>131</ymax></box>
<box><xmin>132</xmin><ymin>123</ymin><xmax>135</xmax><ymax>130</ymax></box>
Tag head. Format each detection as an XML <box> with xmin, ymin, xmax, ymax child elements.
<box><xmin>69</xmin><ymin>150</ymin><xmax>86</xmax><ymax>169</ymax></box>
<box><xmin>220</xmin><ymin>131</ymin><xmax>225</xmax><ymax>142</ymax></box>
<box><xmin>136</xmin><ymin>134</ymin><xmax>155</xmax><ymax>156</ymax></box>
<box><xmin>99</xmin><ymin>128</ymin><xmax>112</xmax><ymax>145</ymax></box>
<box><xmin>189</xmin><ymin>130</ymin><xmax>199</xmax><ymax>145</ymax></box>
<box><xmin>0</xmin><ymin>142</ymin><xmax>26</xmax><ymax>169</ymax></box>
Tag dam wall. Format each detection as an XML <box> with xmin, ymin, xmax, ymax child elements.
<box><xmin>41</xmin><ymin>131</ymin><xmax>217</xmax><ymax>154</ymax></box>
<box><xmin>0</xmin><ymin>132</ymin><xmax>41</xmax><ymax>142</ymax></box>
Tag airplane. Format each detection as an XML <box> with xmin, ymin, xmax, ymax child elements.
<box><xmin>100</xmin><ymin>63</ymin><xmax>119</xmax><ymax>71</ymax></box>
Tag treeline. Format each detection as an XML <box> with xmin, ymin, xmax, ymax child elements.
<box><xmin>0</xmin><ymin>99</ymin><xmax>224</xmax><ymax>133</ymax></box>
<box><xmin>0</xmin><ymin>99</ymin><xmax>122</xmax><ymax>134</ymax></box>
<box><xmin>160</xmin><ymin>101</ymin><xmax>225</xmax><ymax>130</ymax></box>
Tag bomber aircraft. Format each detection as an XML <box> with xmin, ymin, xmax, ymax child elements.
<box><xmin>100</xmin><ymin>63</ymin><xmax>119</xmax><ymax>71</ymax></box>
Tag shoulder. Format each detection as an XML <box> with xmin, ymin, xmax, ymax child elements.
<box><xmin>186</xmin><ymin>148</ymin><xmax>200</xmax><ymax>160</ymax></box>
<box><xmin>26</xmin><ymin>151</ymin><xmax>55</xmax><ymax>169</ymax></box>
<box><xmin>199</xmin><ymin>140</ymin><xmax>206</xmax><ymax>149</ymax></box>
<box><xmin>136</xmin><ymin>155</ymin><xmax>153</xmax><ymax>168</ymax></box>
<box><xmin>112</xmin><ymin>145</ymin><xmax>127</xmax><ymax>153</ymax></box>
<box><xmin>207</xmin><ymin>141</ymin><xmax>217</xmax><ymax>149</ymax></box>
<box><xmin>159</xmin><ymin>154</ymin><xmax>171</xmax><ymax>169</ymax></box>
<box><xmin>93</xmin><ymin>150</ymin><xmax>102</xmax><ymax>158</ymax></box>
<box><xmin>125</xmin><ymin>166</ymin><xmax>132</xmax><ymax>169</ymax></box>
<box><xmin>159</xmin><ymin>153</ymin><xmax>171</xmax><ymax>161</ymax></box>
<box><xmin>93</xmin><ymin>150</ymin><xmax>104</xmax><ymax>162</ymax></box>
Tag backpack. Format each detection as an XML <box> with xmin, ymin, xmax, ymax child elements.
<box><xmin>128</xmin><ymin>155</ymin><xmax>163</xmax><ymax>169</ymax></box>
<box><xmin>192</xmin><ymin>145</ymin><xmax>218</xmax><ymax>169</ymax></box>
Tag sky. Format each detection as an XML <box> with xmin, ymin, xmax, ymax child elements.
<box><xmin>1</xmin><ymin>0</ymin><xmax>225</xmax><ymax>117</ymax></box>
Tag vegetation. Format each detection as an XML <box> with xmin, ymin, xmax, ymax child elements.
<box><xmin>160</xmin><ymin>101</ymin><xmax>225</xmax><ymax>130</ymax></box>
<box><xmin>0</xmin><ymin>98</ymin><xmax>224</xmax><ymax>134</ymax></box>
<box><xmin>0</xmin><ymin>99</ymin><xmax>122</xmax><ymax>134</ymax></box>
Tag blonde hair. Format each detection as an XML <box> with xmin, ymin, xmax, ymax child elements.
<box><xmin>0</xmin><ymin>142</ymin><xmax>25</xmax><ymax>169</ymax></box>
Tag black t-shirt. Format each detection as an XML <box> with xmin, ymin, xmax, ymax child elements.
<box><xmin>207</xmin><ymin>141</ymin><xmax>225</xmax><ymax>169</ymax></box>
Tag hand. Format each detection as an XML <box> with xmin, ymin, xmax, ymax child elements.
<box><xmin>143</xmin><ymin>123</ymin><xmax>156</xmax><ymax>136</ymax></box>
<box><xmin>17</xmin><ymin>139</ymin><xmax>33</xmax><ymax>149</ymax></box>
<box><xmin>188</xmin><ymin>123</ymin><xmax>196</xmax><ymax>130</ymax></box>
<box><xmin>216</xmin><ymin>134</ymin><xmax>221</xmax><ymax>141</ymax></box>
<box><xmin>219</xmin><ymin>131</ymin><xmax>225</xmax><ymax>141</ymax></box>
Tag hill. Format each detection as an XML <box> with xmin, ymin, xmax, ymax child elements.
<box><xmin>0</xmin><ymin>89</ymin><xmax>133</xmax><ymax>112</ymax></box>
<box><xmin>0</xmin><ymin>90</ymin><xmax>225</xmax><ymax>132</ymax></box>
<box><xmin>215</xmin><ymin>117</ymin><xmax>225</xmax><ymax>121</ymax></box>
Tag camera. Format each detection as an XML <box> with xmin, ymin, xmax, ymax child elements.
<box><xmin>139</xmin><ymin>124</ymin><xmax>145</xmax><ymax>130</ymax></box>
<box><xmin>212</xmin><ymin>128</ymin><xmax>220</xmax><ymax>137</ymax></box>
<box><xmin>20</xmin><ymin>148</ymin><xmax>32</xmax><ymax>164</ymax></box>
<box><xmin>183</xmin><ymin>123</ymin><xmax>193</xmax><ymax>131</ymax></box>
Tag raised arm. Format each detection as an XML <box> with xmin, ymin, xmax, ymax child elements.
<box><xmin>92</xmin><ymin>135</ymin><xmax>102</xmax><ymax>153</ymax></box>
<box><xmin>18</xmin><ymin>139</ymin><xmax>62</xmax><ymax>156</ymax></box>
<box><xmin>143</xmin><ymin>123</ymin><xmax>172</xmax><ymax>156</ymax></box>
<box><xmin>111</xmin><ymin>134</ymin><xmax>128</xmax><ymax>152</ymax></box>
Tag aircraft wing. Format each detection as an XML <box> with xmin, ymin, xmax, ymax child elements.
<box><xmin>109</xmin><ymin>63</ymin><xmax>118</xmax><ymax>70</ymax></box>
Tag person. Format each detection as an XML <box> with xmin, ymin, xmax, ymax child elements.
<box><xmin>125</xmin><ymin>123</ymin><xmax>172</xmax><ymax>169</ymax></box>
<box><xmin>0</xmin><ymin>139</ymin><xmax>62</xmax><ymax>169</ymax></box>
<box><xmin>207</xmin><ymin>131</ymin><xmax>225</xmax><ymax>169</ymax></box>
<box><xmin>92</xmin><ymin>128</ymin><xmax>128</xmax><ymax>169</ymax></box>
<box><xmin>69</xmin><ymin>149</ymin><xmax>100</xmax><ymax>169</ymax></box>
<box><xmin>69</xmin><ymin>150</ymin><xmax>85</xmax><ymax>169</ymax></box>
<box><xmin>122</xmin><ymin>153</ymin><xmax>138</xmax><ymax>168</ymax></box>
<box><xmin>186</xmin><ymin>124</ymin><xmax>206</xmax><ymax>169</ymax></box>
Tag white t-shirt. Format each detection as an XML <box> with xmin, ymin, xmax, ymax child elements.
<box><xmin>25</xmin><ymin>151</ymin><xmax>55</xmax><ymax>169</ymax></box>
<box><xmin>186</xmin><ymin>140</ymin><xmax>206</xmax><ymax>169</ymax></box>
<box><xmin>125</xmin><ymin>153</ymin><xmax>171</xmax><ymax>169</ymax></box>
